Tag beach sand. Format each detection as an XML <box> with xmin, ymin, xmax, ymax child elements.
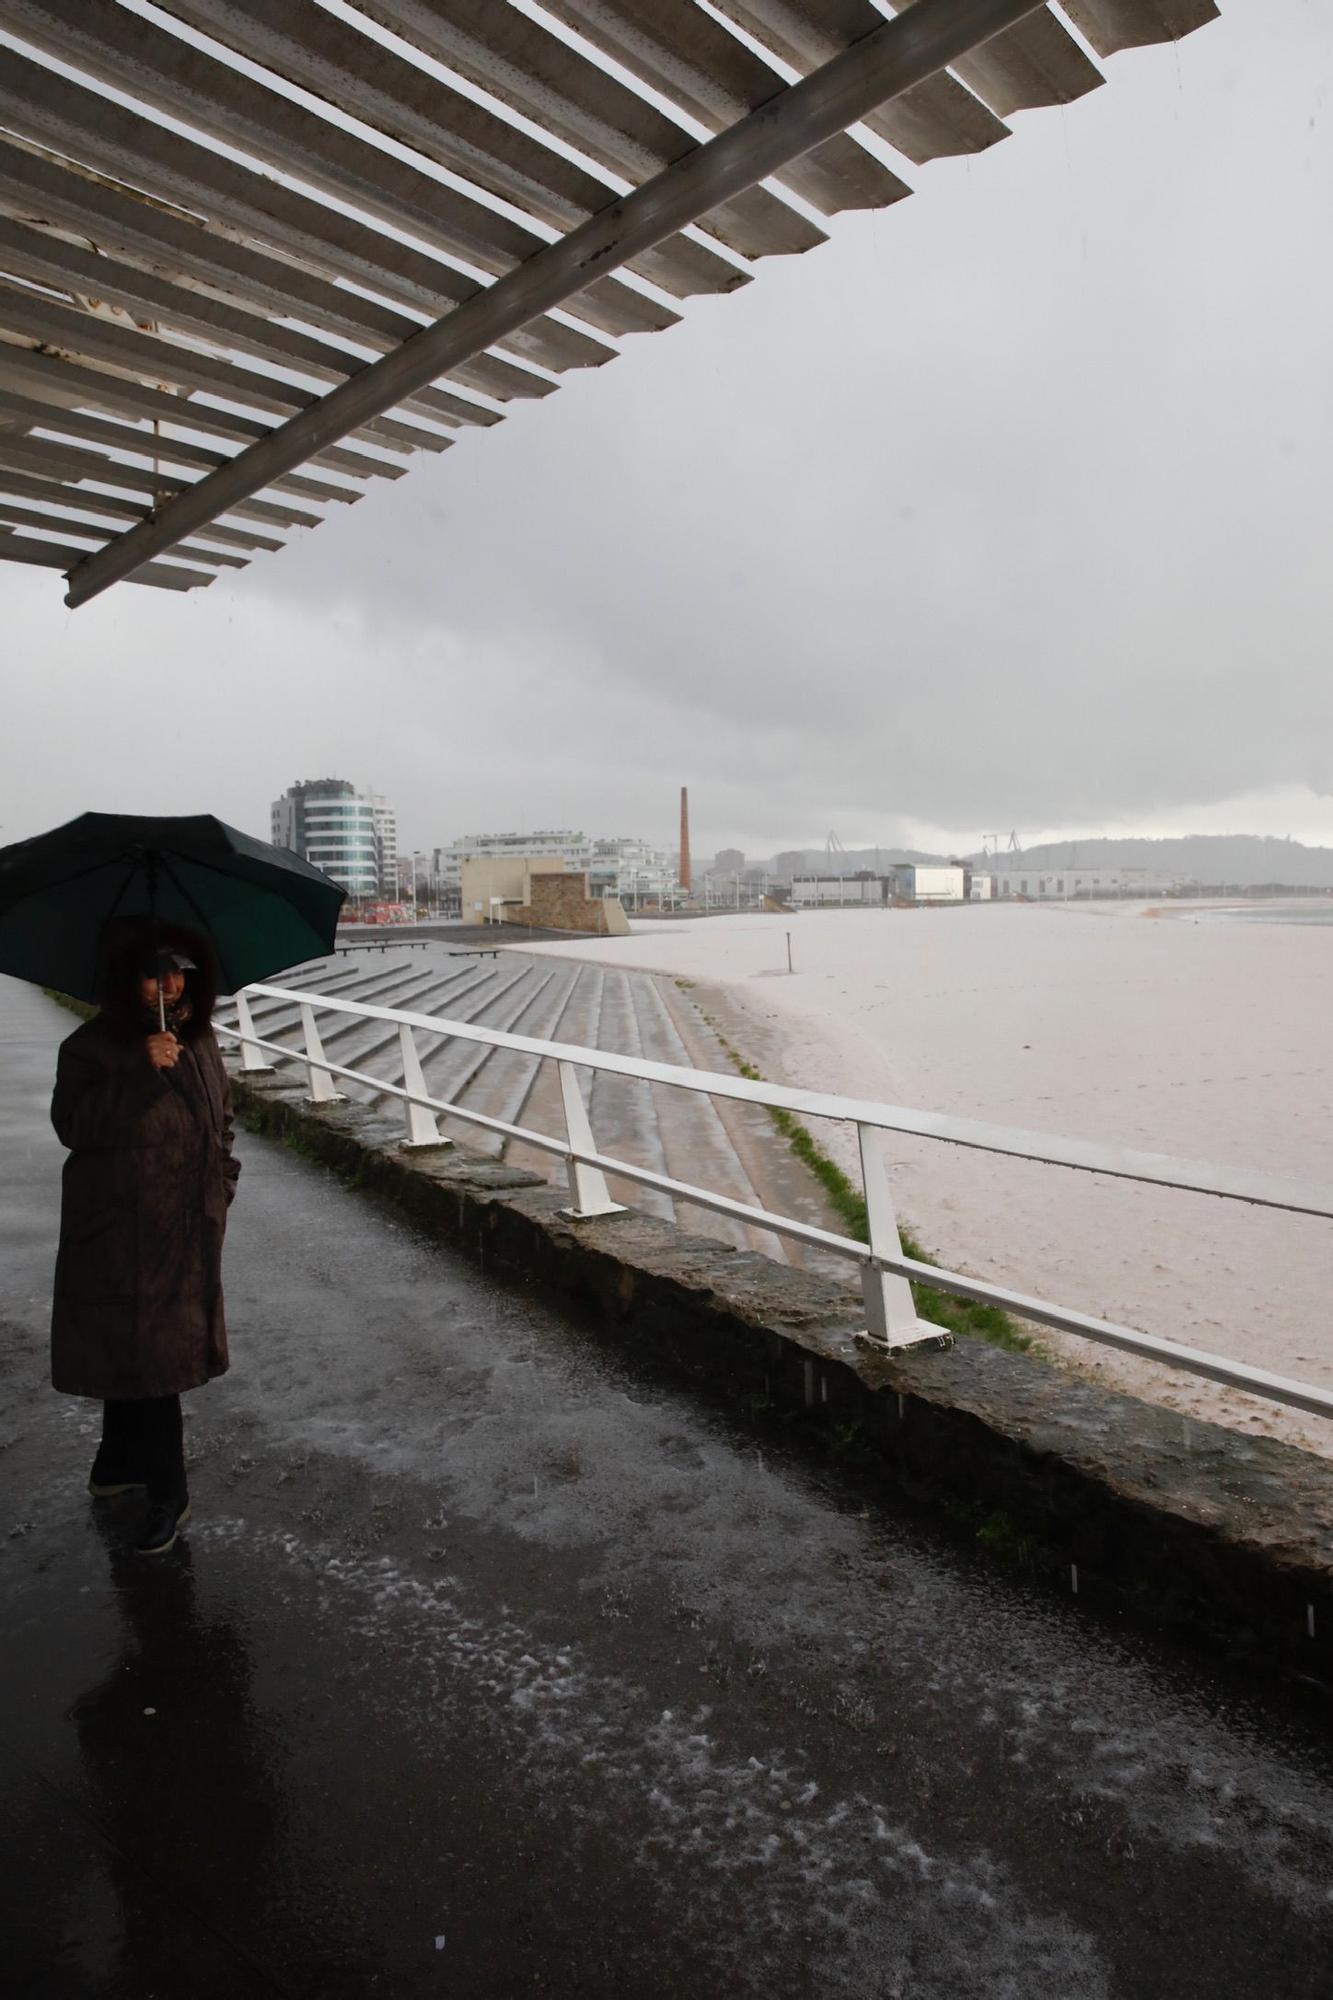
<box><xmin>523</xmin><ymin>904</ymin><xmax>1333</xmax><ymax>1456</ymax></box>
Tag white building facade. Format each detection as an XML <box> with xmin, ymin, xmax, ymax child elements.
<box><xmin>792</xmin><ymin>876</ymin><xmax>883</xmax><ymax>907</ymax></box>
<box><xmin>271</xmin><ymin>778</ymin><xmax>386</xmax><ymax>900</ymax></box>
<box><xmin>589</xmin><ymin>836</ymin><xmax>675</xmax><ymax>905</ymax></box>
<box><xmin>994</xmin><ymin>866</ymin><xmax>1182</xmax><ymax>899</ymax></box>
<box><xmin>891</xmin><ymin>865</ymin><xmax>968</xmax><ymax>904</ymax></box>
<box><xmin>434</xmin><ymin>830</ymin><xmax>591</xmax><ymax>902</ymax></box>
<box><xmin>370</xmin><ymin>793</ymin><xmax>398</xmax><ymax>898</ymax></box>
<box><xmin>433</xmin><ymin>830</ymin><xmax>677</xmax><ymax>910</ymax></box>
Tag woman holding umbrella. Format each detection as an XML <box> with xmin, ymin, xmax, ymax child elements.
<box><xmin>0</xmin><ymin>811</ymin><xmax>345</xmax><ymax>1553</ymax></box>
<box><xmin>51</xmin><ymin>921</ymin><xmax>240</xmax><ymax>1555</ymax></box>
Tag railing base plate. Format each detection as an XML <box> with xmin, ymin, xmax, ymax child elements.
<box><xmin>401</xmin><ymin>1138</ymin><xmax>455</xmax><ymax>1151</ymax></box>
<box><xmin>559</xmin><ymin>1204</ymin><xmax>631</xmax><ymax>1222</ymax></box>
<box><xmin>854</xmin><ymin>1327</ymin><xmax>954</xmax><ymax>1355</ymax></box>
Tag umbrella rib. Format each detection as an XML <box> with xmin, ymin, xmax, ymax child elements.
<box><xmin>99</xmin><ymin>854</ymin><xmax>143</xmax><ymax>933</ymax></box>
<box><xmin>157</xmin><ymin>853</ymin><xmax>222</xmax><ymax>944</ymax></box>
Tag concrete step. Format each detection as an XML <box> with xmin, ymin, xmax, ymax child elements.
<box><xmin>234</xmin><ymin>945</ymin><xmax>833</xmax><ymax>1262</ymax></box>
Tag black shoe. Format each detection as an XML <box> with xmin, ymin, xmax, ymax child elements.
<box><xmin>136</xmin><ymin>1499</ymin><xmax>191</xmax><ymax>1557</ymax></box>
<box><xmin>88</xmin><ymin>1464</ymin><xmax>147</xmax><ymax>1498</ymax></box>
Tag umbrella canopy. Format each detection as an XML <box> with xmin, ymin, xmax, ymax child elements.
<box><xmin>0</xmin><ymin>812</ymin><xmax>346</xmax><ymax>1002</ymax></box>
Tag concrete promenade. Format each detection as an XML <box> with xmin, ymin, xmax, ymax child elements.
<box><xmin>3</xmin><ymin>976</ymin><xmax>1333</xmax><ymax>1998</ymax></box>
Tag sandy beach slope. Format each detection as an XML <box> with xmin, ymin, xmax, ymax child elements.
<box><xmin>522</xmin><ymin>904</ymin><xmax>1333</xmax><ymax>1457</ymax></box>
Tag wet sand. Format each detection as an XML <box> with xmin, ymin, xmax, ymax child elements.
<box><xmin>523</xmin><ymin>904</ymin><xmax>1333</xmax><ymax>1457</ymax></box>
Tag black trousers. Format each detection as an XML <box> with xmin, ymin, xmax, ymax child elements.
<box><xmin>98</xmin><ymin>1396</ymin><xmax>188</xmax><ymax>1506</ymax></box>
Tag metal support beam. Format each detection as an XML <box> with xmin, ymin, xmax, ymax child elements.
<box><xmin>557</xmin><ymin>1060</ymin><xmax>627</xmax><ymax>1220</ymax></box>
<box><xmin>234</xmin><ymin>989</ymin><xmax>275</xmax><ymax>1074</ymax></box>
<box><xmin>397</xmin><ymin>1022</ymin><xmax>450</xmax><ymax>1148</ymax></box>
<box><xmin>299</xmin><ymin>1002</ymin><xmax>345</xmax><ymax>1105</ymax></box>
<box><xmin>63</xmin><ymin>0</ymin><xmax>1044</xmax><ymax>607</ymax></box>
<box><xmin>855</xmin><ymin>1122</ymin><xmax>940</xmax><ymax>1353</ymax></box>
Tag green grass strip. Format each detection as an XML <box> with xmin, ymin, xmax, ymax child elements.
<box><xmin>43</xmin><ymin>988</ymin><xmax>95</xmax><ymax>1021</ymax></box>
<box><xmin>688</xmin><ymin>993</ymin><xmax>1036</xmax><ymax>1356</ymax></box>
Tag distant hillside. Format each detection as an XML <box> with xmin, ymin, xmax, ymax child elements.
<box><xmin>976</xmin><ymin>835</ymin><xmax>1333</xmax><ymax>889</ymax></box>
<box><xmin>752</xmin><ymin>848</ymin><xmax>946</xmax><ymax>876</ymax></box>
<box><xmin>749</xmin><ymin>835</ymin><xmax>1333</xmax><ymax>889</ymax></box>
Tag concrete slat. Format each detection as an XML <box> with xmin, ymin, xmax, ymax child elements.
<box><xmin>1061</xmin><ymin>0</ymin><xmax>1220</xmax><ymax>57</ymax></box>
<box><xmin>941</xmin><ymin>6</ymin><xmax>1105</xmax><ymax>116</ymax></box>
<box><xmin>712</xmin><ymin>0</ymin><xmax>1010</xmax><ymax>163</ymax></box>
<box><xmin>538</xmin><ymin>0</ymin><xmax>911</xmax><ymax>216</ymax></box>
<box><xmin>156</xmin><ymin>0</ymin><xmax>753</xmax><ymax>297</ymax></box>
<box><xmin>0</xmin><ymin>348</ymin><xmax>394</xmax><ymax>496</ymax></box>
<box><xmin>0</xmin><ymin>145</ymin><xmax>561</xmax><ymax>406</ymax></box>
<box><xmin>0</xmin><ymin>283</ymin><xmax>455</xmax><ymax>458</ymax></box>
<box><xmin>356</xmin><ymin>0</ymin><xmax>828</xmax><ymax>260</ymax></box>
<box><xmin>0</xmin><ymin>346</ymin><xmax>377</xmax><ymax>504</ymax></box>
<box><xmin>0</xmin><ymin>218</ymin><xmax>482</xmax><ymax>433</ymax></box>
<box><xmin>0</xmin><ymin>496</ymin><xmax>248</xmax><ymax>565</ymax></box>
<box><xmin>0</xmin><ymin>436</ymin><xmax>283</xmax><ymax>550</ymax></box>
<box><xmin>0</xmin><ymin>457</ymin><xmax>318</xmax><ymax>537</ymax></box>
<box><xmin>0</xmin><ymin>54</ymin><xmax>653</xmax><ymax>366</ymax></box>
<box><xmin>746</xmin><ymin>0</ymin><xmax>1098</xmax><ymax>118</ymax></box>
<box><xmin>0</xmin><ymin>524</ymin><xmax>211</xmax><ymax>586</ymax></box>
<box><xmin>0</xmin><ymin>0</ymin><xmax>683</xmax><ymax>339</ymax></box>
<box><xmin>0</xmin><ymin>390</ymin><xmax>335</xmax><ymax>522</ymax></box>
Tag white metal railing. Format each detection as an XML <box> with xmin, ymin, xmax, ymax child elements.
<box><xmin>215</xmin><ymin>982</ymin><xmax>1333</xmax><ymax>1424</ymax></box>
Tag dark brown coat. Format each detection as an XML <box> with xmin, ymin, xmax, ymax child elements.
<box><xmin>50</xmin><ymin>1016</ymin><xmax>240</xmax><ymax>1400</ymax></box>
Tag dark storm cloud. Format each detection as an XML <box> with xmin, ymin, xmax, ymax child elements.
<box><xmin>3</xmin><ymin>3</ymin><xmax>1330</xmax><ymax>854</ymax></box>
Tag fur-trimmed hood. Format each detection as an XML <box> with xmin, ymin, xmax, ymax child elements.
<box><xmin>94</xmin><ymin>918</ymin><xmax>218</xmax><ymax>1043</ymax></box>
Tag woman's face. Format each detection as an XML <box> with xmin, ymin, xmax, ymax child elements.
<box><xmin>139</xmin><ymin>968</ymin><xmax>186</xmax><ymax>1010</ymax></box>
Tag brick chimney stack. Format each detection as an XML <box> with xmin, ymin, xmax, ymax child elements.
<box><xmin>679</xmin><ymin>786</ymin><xmax>692</xmax><ymax>894</ymax></box>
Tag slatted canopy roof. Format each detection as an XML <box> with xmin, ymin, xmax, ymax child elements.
<box><xmin>0</xmin><ymin>0</ymin><xmax>1219</xmax><ymax>607</ymax></box>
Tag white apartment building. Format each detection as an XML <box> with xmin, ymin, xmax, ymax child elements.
<box><xmin>589</xmin><ymin>836</ymin><xmax>675</xmax><ymax>905</ymax></box>
<box><xmin>271</xmin><ymin>778</ymin><xmax>387</xmax><ymax>900</ymax></box>
<box><xmin>433</xmin><ymin>830</ymin><xmax>676</xmax><ymax>909</ymax></box>
<box><xmin>370</xmin><ymin>792</ymin><xmax>398</xmax><ymax>898</ymax></box>
<box><xmin>434</xmin><ymin>830</ymin><xmax>592</xmax><ymax>899</ymax></box>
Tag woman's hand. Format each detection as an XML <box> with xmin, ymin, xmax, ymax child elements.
<box><xmin>146</xmin><ymin>1033</ymin><xmax>181</xmax><ymax>1071</ymax></box>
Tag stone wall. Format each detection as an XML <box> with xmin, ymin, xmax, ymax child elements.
<box><xmin>511</xmin><ymin>872</ymin><xmax>629</xmax><ymax>935</ymax></box>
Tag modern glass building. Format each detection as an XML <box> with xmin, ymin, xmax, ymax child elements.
<box><xmin>271</xmin><ymin>779</ymin><xmax>390</xmax><ymax>900</ymax></box>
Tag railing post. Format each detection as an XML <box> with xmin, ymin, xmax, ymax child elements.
<box><xmin>234</xmin><ymin>988</ymin><xmax>274</xmax><ymax>1074</ymax></box>
<box><xmin>856</xmin><ymin>1123</ymin><xmax>943</xmax><ymax>1353</ymax></box>
<box><xmin>398</xmin><ymin>1022</ymin><xmax>450</xmax><ymax>1148</ymax></box>
<box><xmin>299</xmin><ymin>1001</ymin><xmax>344</xmax><ymax>1105</ymax></box>
<box><xmin>557</xmin><ymin>1060</ymin><xmax>627</xmax><ymax>1220</ymax></box>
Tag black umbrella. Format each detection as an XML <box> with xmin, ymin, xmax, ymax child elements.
<box><xmin>0</xmin><ymin>812</ymin><xmax>346</xmax><ymax>1005</ymax></box>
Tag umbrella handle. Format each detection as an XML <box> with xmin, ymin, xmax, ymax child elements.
<box><xmin>158</xmin><ymin>984</ymin><xmax>167</xmax><ymax>1033</ymax></box>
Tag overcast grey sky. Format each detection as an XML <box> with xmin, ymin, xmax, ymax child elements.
<box><xmin>3</xmin><ymin>1</ymin><xmax>1330</xmax><ymax>859</ymax></box>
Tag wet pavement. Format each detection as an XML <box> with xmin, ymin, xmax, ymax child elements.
<box><xmin>4</xmin><ymin>976</ymin><xmax>1333</xmax><ymax>1999</ymax></box>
